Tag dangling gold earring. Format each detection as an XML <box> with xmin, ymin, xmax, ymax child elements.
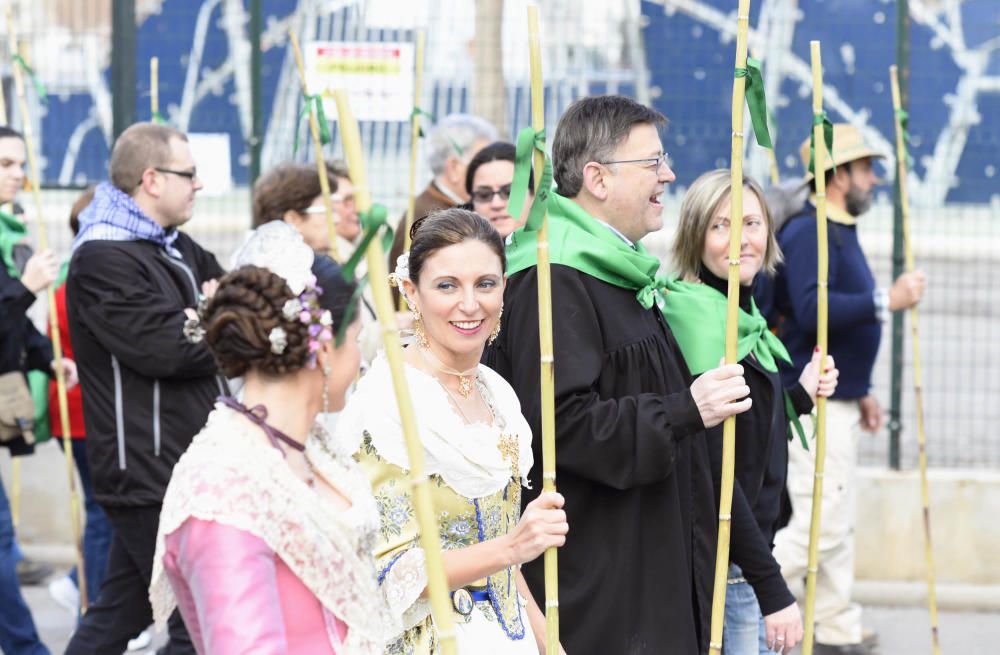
<box><xmin>488</xmin><ymin>306</ymin><xmax>503</xmax><ymax>345</ymax></box>
<box><xmin>413</xmin><ymin>308</ymin><xmax>430</xmax><ymax>349</ymax></box>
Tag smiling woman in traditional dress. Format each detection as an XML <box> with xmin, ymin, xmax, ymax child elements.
<box><xmin>336</xmin><ymin>209</ymin><xmax>568</xmax><ymax>654</ymax></box>
<box><xmin>149</xmin><ymin>222</ymin><xmax>396</xmax><ymax>654</ymax></box>
<box><xmin>660</xmin><ymin>170</ymin><xmax>840</xmax><ymax>654</ymax></box>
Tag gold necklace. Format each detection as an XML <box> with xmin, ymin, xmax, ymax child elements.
<box><xmin>417</xmin><ymin>345</ymin><xmax>480</xmax><ymax>398</ymax></box>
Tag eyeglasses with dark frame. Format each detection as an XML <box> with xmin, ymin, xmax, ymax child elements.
<box><xmin>471</xmin><ymin>184</ymin><xmax>513</xmax><ymax>204</ymax></box>
<box><xmin>154</xmin><ymin>167</ymin><xmax>199</xmax><ymax>182</ymax></box>
<box><xmin>599</xmin><ymin>153</ymin><xmax>671</xmax><ymax>171</ymax></box>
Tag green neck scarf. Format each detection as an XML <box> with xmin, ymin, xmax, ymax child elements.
<box><xmin>506</xmin><ymin>193</ymin><xmax>669</xmax><ymax>308</ymax></box>
<box><xmin>659</xmin><ymin>278</ymin><xmax>791</xmax><ymax>375</ymax></box>
<box><xmin>0</xmin><ymin>208</ymin><xmax>27</xmax><ymax>279</ymax></box>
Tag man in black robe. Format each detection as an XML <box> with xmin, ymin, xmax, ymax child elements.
<box><xmin>487</xmin><ymin>95</ymin><xmax>758</xmax><ymax>653</ymax></box>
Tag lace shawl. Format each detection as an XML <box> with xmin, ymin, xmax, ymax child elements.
<box><xmin>335</xmin><ymin>354</ymin><xmax>534</xmax><ymax>499</ymax></box>
<box><xmin>150</xmin><ymin>404</ymin><xmax>399</xmax><ymax>653</ymax></box>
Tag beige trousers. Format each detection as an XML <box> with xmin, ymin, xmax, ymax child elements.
<box><xmin>772</xmin><ymin>398</ymin><xmax>863</xmax><ymax>646</ymax></box>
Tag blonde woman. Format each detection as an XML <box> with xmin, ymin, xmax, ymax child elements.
<box><xmin>661</xmin><ymin>170</ymin><xmax>839</xmax><ymax>654</ymax></box>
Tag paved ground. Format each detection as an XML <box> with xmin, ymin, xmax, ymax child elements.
<box><xmin>20</xmin><ymin>578</ymin><xmax>1000</xmax><ymax>654</ymax></box>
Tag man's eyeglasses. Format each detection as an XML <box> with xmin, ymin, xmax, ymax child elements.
<box><xmin>471</xmin><ymin>184</ymin><xmax>512</xmax><ymax>204</ymax></box>
<box><xmin>154</xmin><ymin>167</ymin><xmax>199</xmax><ymax>182</ymax></box>
<box><xmin>599</xmin><ymin>153</ymin><xmax>671</xmax><ymax>171</ymax></box>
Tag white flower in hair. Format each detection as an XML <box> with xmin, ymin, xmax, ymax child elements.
<box><xmin>231</xmin><ymin>221</ymin><xmax>315</xmax><ymax>294</ymax></box>
<box><xmin>391</xmin><ymin>252</ymin><xmax>411</xmax><ymax>296</ymax></box>
<box><xmin>268</xmin><ymin>327</ymin><xmax>288</xmax><ymax>354</ymax></box>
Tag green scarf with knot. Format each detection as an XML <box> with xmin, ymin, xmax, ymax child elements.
<box><xmin>506</xmin><ymin>192</ymin><xmax>670</xmax><ymax>309</ymax></box>
<box><xmin>659</xmin><ymin>278</ymin><xmax>791</xmax><ymax>375</ymax></box>
<box><xmin>0</xmin><ymin>208</ymin><xmax>27</xmax><ymax>278</ymax></box>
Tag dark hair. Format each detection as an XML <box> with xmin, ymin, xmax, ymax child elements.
<box><xmin>203</xmin><ymin>258</ymin><xmax>357</xmax><ymax>378</ymax></box>
<box><xmin>408</xmin><ymin>208</ymin><xmax>506</xmax><ymax>285</ymax></box>
<box><xmin>552</xmin><ymin>95</ymin><xmax>667</xmax><ymax>197</ymax></box>
<box><xmin>0</xmin><ymin>126</ymin><xmax>24</xmax><ymax>141</ymax></box>
<box><xmin>809</xmin><ymin>161</ymin><xmax>850</xmax><ymax>193</ymax></box>
<box><xmin>69</xmin><ymin>187</ymin><xmax>96</xmax><ymax>236</ymax></box>
<box><xmin>252</xmin><ymin>163</ymin><xmax>338</xmax><ymax>227</ymax></box>
<box><xmin>464</xmin><ymin>141</ymin><xmax>533</xmax><ymax>196</ymax></box>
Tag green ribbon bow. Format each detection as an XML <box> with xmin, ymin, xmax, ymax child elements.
<box><xmin>336</xmin><ymin>203</ymin><xmax>392</xmax><ymax>345</ymax></box>
<box><xmin>734</xmin><ymin>57</ymin><xmax>772</xmax><ymax>149</ymax></box>
<box><xmin>508</xmin><ymin>126</ymin><xmax>554</xmax><ymax>234</ymax></box>
<box><xmin>807</xmin><ymin>111</ymin><xmax>835</xmax><ymax>175</ymax></box>
<box><xmin>12</xmin><ymin>54</ymin><xmax>46</xmax><ymax>103</ymax></box>
<box><xmin>294</xmin><ymin>93</ymin><xmax>332</xmax><ymax>156</ymax></box>
<box><xmin>151</xmin><ymin>111</ymin><xmax>168</xmax><ymax>126</ymax></box>
<box><xmin>409</xmin><ymin>106</ymin><xmax>436</xmax><ymax>138</ymax></box>
<box><xmin>896</xmin><ymin>108</ymin><xmax>914</xmax><ymax>168</ymax></box>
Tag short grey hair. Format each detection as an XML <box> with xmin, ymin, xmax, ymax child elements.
<box><xmin>552</xmin><ymin>95</ymin><xmax>667</xmax><ymax>198</ymax></box>
<box><xmin>109</xmin><ymin>122</ymin><xmax>188</xmax><ymax>194</ymax></box>
<box><xmin>426</xmin><ymin>114</ymin><xmax>498</xmax><ymax>175</ymax></box>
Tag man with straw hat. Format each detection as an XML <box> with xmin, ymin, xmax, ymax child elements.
<box><xmin>757</xmin><ymin>123</ymin><xmax>925</xmax><ymax>654</ymax></box>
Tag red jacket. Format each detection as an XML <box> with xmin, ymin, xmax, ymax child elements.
<box><xmin>48</xmin><ymin>283</ymin><xmax>86</xmax><ymax>438</ymax></box>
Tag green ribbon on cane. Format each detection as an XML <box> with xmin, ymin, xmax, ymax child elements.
<box><xmin>807</xmin><ymin>111</ymin><xmax>835</xmax><ymax>175</ymax></box>
<box><xmin>896</xmin><ymin>108</ymin><xmax>914</xmax><ymax>168</ymax></box>
<box><xmin>336</xmin><ymin>203</ymin><xmax>392</xmax><ymax>345</ymax></box>
<box><xmin>409</xmin><ymin>106</ymin><xmax>436</xmax><ymax>138</ymax></box>
<box><xmin>734</xmin><ymin>57</ymin><xmax>772</xmax><ymax>149</ymax></box>
<box><xmin>12</xmin><ymin>54</ymin><xmax>47</xmax><ymax>103</ymax></box>
<box><xmin>293</xmin><ymin>93</ymin><xmax>332</xmax><ymax>156</ymax></box>
<box><xmin>508</xmin><ymin>126</ymin><xmax>553</xmax><ymax>234</ymax></box>
<box><xmin>152</xmin><ymin>111</ymin><xmax>168</xmax><ymax>126</ymax></box>
<box><xmin>784</xmin><ymin>392</ymin><xmax>810</xmax><ymax>451</ymax></box>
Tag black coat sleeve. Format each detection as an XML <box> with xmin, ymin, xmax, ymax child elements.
<box><xmin>24</xmin><ymin>321</ymin><xmax>53</xmax><ymax>374</ymax></box>
<box><xmin>68</xmin><ymin>247</ymin><xmax>217</xmax><ymax>380</ymax></box>
<box><xmin>190</xmin><ymin>241</ymin><xmax>225</xmax><ymax>283</ymax></box>
<box><xmin>0</xmin><ymin>269</ymin><xmax>34</xmax><ymax>334</ymax></box>
<box><xmin>499</xmin><ymin>265</ymin><xmax>704</xmax><ymax>491</ymax></box>
<box><xmin>706</xmin><ymin>423</ymin><xmax>796</xmax><ymax>616</ymax></box>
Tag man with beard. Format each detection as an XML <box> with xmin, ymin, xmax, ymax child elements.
<box><xmin>757</xmin><ymin>123</ymin><xmax>925</xmax><ymax>655</ymax></box>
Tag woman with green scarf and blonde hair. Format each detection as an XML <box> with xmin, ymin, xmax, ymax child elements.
<box><xmin>661</xmin><ymin>169</ymin><xmax>839</xmax><ymax>654</ymax></box>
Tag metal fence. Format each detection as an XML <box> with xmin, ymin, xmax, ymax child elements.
<box><xmin>6</xmin><ymin>0</ymin><xmax>999</xmax><ymax>468</ymax></box>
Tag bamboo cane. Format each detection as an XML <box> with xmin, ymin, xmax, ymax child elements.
<box><xmin>5</xmin><ymin>9</ymin><xmax>88</xmax><ymax>613</ymax></box>
<box><xmin>287</xmin><ymin>29</ymin><xmax>340</xmax><ymax>262</ymax></box>
<box><xmin>767</xmin><ymin>147</ymin><xmax>781</xmax><ymax>186</ymax></box>
<box><xmin>398</xmin><ymin>30</ymin><xmax>426</xmax><ymax>312</ymax></box>
<box><xmin>150</xmin><ymin>56</ymin><xmax>160</xmax><ymax>119</ymax></box>
<box><xmin>0</xmin><ymin>58</ymin><xmax>21</xmax><ymax>530</ymax></box>
<box><xmin>526</xmin><ymin>7</ymin><xmax>560</xmax><ymax>654</ymax></box>
<box><xmin>889</xmin><ymin>64</ymin><xmax>941</xmax><ymax>655</ymax></box>
<box><xmin>801</xmin><ymin>40</ymin><xmax>829</xmax><ymax>655</ymax></box>
<box><xmin>707</xmin><ymin>2</ymin><xmax>752</xmax><ymax>653</ymax></box>
<box><xmin>332</xmin><ymin>89</ymin><xmax>458</xmax><ymax>655</ymax></box>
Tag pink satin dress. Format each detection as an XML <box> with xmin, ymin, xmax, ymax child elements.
<box><xmin>163</xmin><ymin>517</ymin><xmax>348</xmax><ymax>654</ymax></box>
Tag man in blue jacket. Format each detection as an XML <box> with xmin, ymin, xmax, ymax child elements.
<box><xmin>65</xmin><ymin>123</ymin><xmax>225</xmax><ymax>655</ymax></box>
<box><xmin>758</xmin><ymin>124</ymin><xmax>925</xmax><ymax>654</ymax></box>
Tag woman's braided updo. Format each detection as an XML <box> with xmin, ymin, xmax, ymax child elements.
<box><xmin>202</xmin><ymin>266</ymin><xmax>312</xmax><ymax>377</ymax></box>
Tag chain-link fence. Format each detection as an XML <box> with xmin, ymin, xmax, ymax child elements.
<box><xmin>7</xmin><ymin>0</ymin><xmax>999</xmax><ymax>468</ymax></box>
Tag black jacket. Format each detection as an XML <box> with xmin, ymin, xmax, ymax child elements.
<box><xmin>0</xmin><ymin>244</ymin><xmax>52</xmax><ymax>456</ymax></box>
<box><xmin>67</xmin><ymin>234</ymin><xmax>225</xmax><ymax>508</ymax></box>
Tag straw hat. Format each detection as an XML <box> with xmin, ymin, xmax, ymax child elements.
<box><xmin>799</xmin><ymin>123</ymin><xmax>885</xmax><ymax>180</ymax></box>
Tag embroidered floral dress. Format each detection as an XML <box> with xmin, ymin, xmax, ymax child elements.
<box><xmin>150</xmin><ymin>403</ymin><xmax>398</xmax><ymax>653</ymax></box>
<box><xmin>336</xmin><ymin>354</ymin><xmax>537</xmax><ymax>654</ymax></box>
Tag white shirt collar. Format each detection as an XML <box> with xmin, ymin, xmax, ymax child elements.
<box><xmin>592</xmin><ymin>217</ymin><xmax>635</xmax><ymax>248</ymax></box>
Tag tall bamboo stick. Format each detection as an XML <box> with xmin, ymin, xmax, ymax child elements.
<box><xmin>399</xmin><ymin>30</ymin><xmax>427</xmax><ymax>314</ymax></box>
<box><xmin>150</xmin><ymin>56</ymin><xmax>160</xmax><ymax>120</ymax></box>
<box><xmin>707</xmin><ymin>2</ymin><xmax>752</xmax><ymax>653</ymax></box>
<box><xmin>5</xmin><ymin>9</ymin><xmax>88</xmax><ymax>613</ymax></box>
<box><xmin>526</xmin><ymin>7</ymin><xmax>560</xmax><ymax>654</ymax></box>
<box><xmin>801</xmin><ymin>40</ymin><xmax>830</xmax><ymax>655</ymax></box>
<box><xmin>288</xmin><ymin>30</ymin><xmax>340</xmax><ymax>262</ymax></box>
<box><xmin>889</xmin><ymin>64</ymin><xmax>940</xmax><ymax>655</ymax></box>
<box><xmin>332</xmin><ymin>89</ymin><xmax>458</xmax><ymax>655</ymax></box>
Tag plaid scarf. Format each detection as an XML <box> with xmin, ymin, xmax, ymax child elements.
<box><xmin>73</xmin><ymin>182</ymin><xmax>181</xmax><ymax>257</ymax></box>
